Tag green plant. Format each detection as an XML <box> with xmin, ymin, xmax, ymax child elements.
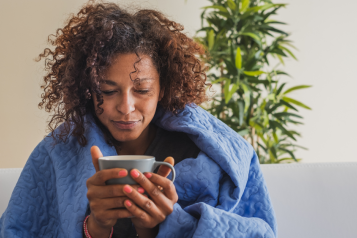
<box><xmin>194</xmin><ymin>0</ymin><xmax>311</xmax><ymax>163</ymax></box>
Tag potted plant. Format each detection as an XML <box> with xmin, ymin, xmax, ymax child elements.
<box><xmin>194</xmin><ymin>0</ymin><xmax>311</xmax><ymax>163</ymax></box>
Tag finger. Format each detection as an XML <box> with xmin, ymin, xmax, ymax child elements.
<box><xmin>91</xmin><ymin>146</ymin><xmax>103</xmax><ymax>172</ymax></box>
<box><xmin>94</xmin><ymin>197</ymin><xmax>128</xmax><ymax>210</ymax></box>
<box><xmin>124</xmin><ymin>199</ymin><xmax>153</xmax><ymax>224</ymax></box>
<box><xmin>129</xmin><ymin>170</ymin><xmax>170</xmax><ymax>206</ymax></box>
<box><xmin>124</xmin><ymin>195</ymin><xmax>166</xmax><ymax>226</ymax></box>
<box><xmin>87</xmin><ymin>184</ymin><xmax>144</xmax><ymax>199</ymax></box>
<box><xmin>144</xmin><ymin>172</ymin><xmax>178</xmax><ymax>202</ymax></box>
<box><xmin>87</xmin><ymin>168</ymin><xmax>128</xmax><ymax>186</ymax></box>
<box><xmin>157</xmin><ymin>157</ymin><xmax>175</xmax><ymax>178</ymax></box>
<box><xmin>90</xmin><ymin>197</ymin><xmax>127</xmax><ymax>211</ymax></box>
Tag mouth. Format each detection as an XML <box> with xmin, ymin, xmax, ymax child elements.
<box><xmin>112</xmin><ymin>120</ymin><xmax>140</xmax><ymax>130</ymax></box>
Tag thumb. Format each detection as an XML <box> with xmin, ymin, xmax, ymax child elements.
<box><xmin>90</xmin><ymin>146</ymin><xmax>103</xmax><ymax>172</ymax></box>
<box><xmin>157</xmin><ymin>156</ymin><xmax>175</xmax><ymax>178</ymax></box>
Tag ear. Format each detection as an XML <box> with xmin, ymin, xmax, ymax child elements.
<box><xmin>159</xmin><ymin>87</ymin><xmax>165</xmax><ymax>101</ymax></box>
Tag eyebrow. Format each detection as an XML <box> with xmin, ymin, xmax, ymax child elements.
<box><xmin>102</xmin><ymin>78</ymin><xmax>155</xmax><ymax>86</ymax></box>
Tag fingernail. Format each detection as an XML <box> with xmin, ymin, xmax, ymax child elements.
<box><xmin>119</xmin><ymin>170</ymin><xmax>127</xmax><ymax>177</ymax></box>
<box><xmin>125</xmin><ymin>200</ymin><xmax>132</xmax><ymax>207</ymax></box>
<box><xmin>144</xmin><ymin>173</ymin><xmax>152</xmax><ymax>179</ymax></box>
<box><xmin>131</xmin><ymin>170</ymin><xmax>140</xmax><ymax>178</ymax></box>
<box><xmin>137</xmin><ymin>187</ymin><xmax>145</xmax><ymax>194</ymax></box>
<box><xmin>124</xmin><ymin>185</ymin><xmax>132</xmax><ymax>193</ymax></box>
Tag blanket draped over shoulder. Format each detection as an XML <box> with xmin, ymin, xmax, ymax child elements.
<box><xmin>0</xmin><ymin>105</ymin><xmax>277</xmax><ymax>238</ymax></box>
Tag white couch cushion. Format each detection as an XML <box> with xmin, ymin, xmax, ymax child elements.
<box><xmin>0</xmin><ymin>168</ymin><xmax>22</xmax><ymax>216</ymax></box>
<box><xmin>261</xmin><ymin>163</ymin><xmax>357</xmax><ymax>238</ymax></box>
<box><xmin>1</xmin><ymin>163</ymin><xmax>357</xmax><ymax>238</ymax></box>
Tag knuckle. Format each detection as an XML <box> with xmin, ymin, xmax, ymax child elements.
<box><xmin>162</xmin><ymin>203</ymin><xmax>173</xmax><ymax>214</ymax></box>
<box><xmin>165</xmin><ymin>181</ymin><xmax>174</xmax><ymax>191</ymax></box>
<box><xmin>115</xmin><ymin>198</ymin><xmax>124</xmax><ymax>208</ymax></box>
<box><xmin>96</xmin><ymin>172</ymin><xmax>104</xmax><ymax>182</ymax></box>
<box><xmin>130</xmin><ymin>203</ymin><xmax>137</xmax><ymax>212</ymax></box>
<box><xmin>137</xmin><ymin>174</ymin><xmax>147</xmax><ymax>184</ymax></box>
<box><xmin>109</xmin><ymin>187</ymin><xmax>119</xmax><ymax>197</ymax></box>
<box><xmin>139</xmin><ymin>212</ymin><xmax>146</xmax><ymax>220</ymax></box>
<box><xmin>150</xmin><ymin>187</ymin><xmax>161</xmax><ymax>197</ymax></box>
<box><xmin>86</xmin><ymin>191</ymin><xmax>93</xmax><ymax>200</ymax></box>
<box><xmin>167</xmin><ymin>205</ymin><xmax>174</xmax><ymax>214</ymax></box>
<box><xmin>157</xmin><ymin>213</ymin><xmax>166</xmax><ymax>222</ymax></box>
<box><xmin>144</xmin><ymin>200</ymin><xmax>153</xmax><ymax>209</ymax></box>
<box><xmin>90</xmin><ymin>201</ymin><xmax>100</xmax><ymax>211</ymax></box>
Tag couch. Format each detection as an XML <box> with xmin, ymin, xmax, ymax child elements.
<box><xmin>1</xmin><ymin>163</ymin><xmax>357</xmax><ymax>238</ymax></box>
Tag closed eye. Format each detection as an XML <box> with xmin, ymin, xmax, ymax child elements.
<box><xmin>135</xmin><ymin>90</ymin><xmax>149</xmax><ymax>94</ymax></box>
<box><xmin>101</xmin><ymin>90</ymin><xmax>116</xmax><ymax>95</ymax></box>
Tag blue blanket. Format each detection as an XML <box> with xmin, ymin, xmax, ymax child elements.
<box><xmin>0</xmin><ymin>105</ymin><xmax>277</xmax><ymax>238</ymax></box>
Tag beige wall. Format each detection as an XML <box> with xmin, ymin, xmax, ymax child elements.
<box><xmin>1</xmin><ymin>0</ymin><xmax>357</xmax><ymax>168</ymax></box>
<box><xmin>0</xmin><ymin>0</ymin><xmax>206</xmax><ymax>168</ymax></box>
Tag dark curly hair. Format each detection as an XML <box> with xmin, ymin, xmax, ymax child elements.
<box><xmin>37</xmin><ymin>0</ymin><xmax>208</xmax><ymax>146</ymax></box>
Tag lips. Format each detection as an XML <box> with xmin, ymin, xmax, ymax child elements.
<box><xmin>112</xmin><ymin>121</ymin><xmax>139</xmax><ymax>130</ymax></box>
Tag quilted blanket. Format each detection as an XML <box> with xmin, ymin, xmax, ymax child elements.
<box><xmin>0</xmin><ymin>105</ymin><xmax>277</xmax><ymax>238</ymax></box>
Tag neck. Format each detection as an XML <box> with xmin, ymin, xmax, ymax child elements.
<box><xmin>116</xmin><ymin>124</ymin><xmax>157</xmax><ymax>155</ymax></box>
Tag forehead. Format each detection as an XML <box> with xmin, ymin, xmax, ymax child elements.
<box><xmin>103</xmin><ymin>53</ymin><xmax>159</xmax><ymax>85</ymax></box>
<box><xmin>102</xmin><ymin>78</ymin><xmax>155</xmax><ymax>86</ymax></box>
<box><xmin>108</xmin><ymin>54</ymin><xmax>158</xmax><ymax>75</ymax></box>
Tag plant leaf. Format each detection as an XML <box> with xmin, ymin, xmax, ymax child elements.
<box><xmin>244</xmin><ymin>71</ymin><xmax>265</xmax><ymax>76</ymax></box>
<box><xmin>276</xmin><ymin>83</ymin><xmax>286</xmax><ymax>95</ymax></box>
<box><xmin>283</xmin><ymin>85</ymin><xmax>312</xmax><ymax>95</ymax></box>
<box><xmin>224</xmin><ymin>78</ymin><xmax>231</xmax><ymax>100</ymax></box>
<box><xmin>264</xmin><ymin>20</ymin><xmax>287</xmax><ymax>25</ymax></box>
<box><xmin>279</xmin><ymin>45</ymin><xmax>297</xmax><ymax>60</ymax></box>
<box><xmin>240</xmin><ymin>0</ymin><xmax>250</xmax><ymax>13</ymax></box>
<box><xmin>279</xmin><ymin>148</ymin><xmax>297</xmax><ymax>161</ymax></box>
<box><xmin>273</xmin><ymin>132</ymin><xmax>279</xmax><ymax>143</ymax></box>
<box><xmin>245</xmin><ymin>3</ymin><xmax>286</xmax><ymax>14</ymax></box>
<box><xmin>211</xmin><ymin>77</ymin><xmax>229</xmax><ymax>84</ymax></box>
<box><xmin>235</xmin><ymin>47</ymin><xmax>242</xmax><ymax>69</ymax></box>
<box><xmin>273</xmin><ymin>112</ymin><xmax>303</xmax><ymax>119</ymax></box>
<box><xmin>269</xmin><ymin>120</ymin><xmax>296</xmax><ymax>140</ymax></box>
<box><xmin>227</xmin><ymin>0</ymin><xmax>237</xmax><ymax>11</ymax></box>
<box><xmin>208</xmin><ymin>29</ymin><xmax>215</xmax><ymax>50</ymax></box>
<box><xmin>238</xmin><ymin>100</ymin><xmax>244</xmax><ymax>125</ymax></box>
<box><xmin>239</xmin><ymin>32</ymin><xmax>261</xmax><ymax>46</ymax></box>
<box><xmin>276</xmin><ymin>54</ymin><xmax>285</xmax><ymax>65</ymax></box>
<box><xmin>283</xmin><ymin>97</ymin><xmax>312</xmax><ymax>110</ymax></box>
<box><xmin>276</xmin><ymin>157</ymin><xmax>296</xmax><ymax>163</ymax></box>
<box><xmin>237</xmin><ymin>128</ymin><xmax>250</xmax><ymax>136</ymax></box>
<box><xmin>225</xmin><ymin>84</ymin><xmax>238</xmax><ymax>104</ymax></box>
<box><xmin>280</xmin><ymin>99</ymin><xmax>298</xmax><ymax>111</ymax></box>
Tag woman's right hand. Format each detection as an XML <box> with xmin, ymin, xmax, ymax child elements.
<box><xmin>86</xmin><ymin>146</ymin><xmax>145</xmax><ymax>238</ymax></box>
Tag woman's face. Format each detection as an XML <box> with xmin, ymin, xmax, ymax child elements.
<box><xmin>93</xmin><ymin>53</ymin><xmax>163</xmax><ymax>143</ymax></box>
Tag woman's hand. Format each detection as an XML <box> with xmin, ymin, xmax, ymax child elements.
<box><xmin>86</xmin><ymin>146</ymin><xmax>145</xmax><ymax>238</ymax></box>
<box><xmin>122</xmin><ymin>164</ymin><xmax>178</xmax><ymax>236</ymax></box>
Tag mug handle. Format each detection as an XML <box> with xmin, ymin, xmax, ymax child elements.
<box><xmin>153</xmin><ymin>162</ymin><xmax>176</xmax><ymax>183</ymax></box>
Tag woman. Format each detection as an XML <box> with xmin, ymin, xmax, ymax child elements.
<box><xmin>0</xmin><ymin>2</ymin><xmax>277</xmax><ymax>238</ymax></box>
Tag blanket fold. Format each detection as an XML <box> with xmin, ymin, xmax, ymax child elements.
<box><xmin>0</xmin><ymin>105</ymin><xmax>277</xmax><ymax>238</ymax></box>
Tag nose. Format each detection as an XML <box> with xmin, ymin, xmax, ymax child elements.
<box><xmin>116</xmin><ymin>91</ymin><xmax>135</xmax><ymax>115</ymax></box>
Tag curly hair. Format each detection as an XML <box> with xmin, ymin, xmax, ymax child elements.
<box><xmin>37</xmin><ymin>0</ymin><xmax>208</xmax><ymax>146</ymax></box>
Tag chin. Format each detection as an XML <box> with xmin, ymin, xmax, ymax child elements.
<box><xmin>112</xmin><ymin>131</ymin><xmax>140</xmax><ymax>143</ymax></box>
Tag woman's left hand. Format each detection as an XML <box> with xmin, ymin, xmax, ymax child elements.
<box><xmin>122</xmin><ymin>164</ymin><xmax>178</xmax><ymax>234</ymax></box>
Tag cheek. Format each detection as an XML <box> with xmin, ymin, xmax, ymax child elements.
<box><xmin>139</xmin><ymin>97</ymin><xmax>160</xmax><ymax>115</ymax></box>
